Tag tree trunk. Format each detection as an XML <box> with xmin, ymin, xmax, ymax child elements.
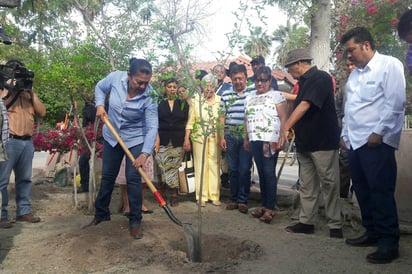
<box><xmin>309</xmin><ymin>0</ymin><xmax>331</xmax><ymax>71</ymax></box>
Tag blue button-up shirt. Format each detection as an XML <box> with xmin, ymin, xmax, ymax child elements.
<box><xmin>95</xmin><ymin>70</ymin><xmax>158</xmax><ymax>154</ymax></box>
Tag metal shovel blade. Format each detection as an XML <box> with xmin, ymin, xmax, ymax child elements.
<box><xmin>183</xmin><ymin>223</ymin><xmax>201</xmax><ymax>262</ymax></box>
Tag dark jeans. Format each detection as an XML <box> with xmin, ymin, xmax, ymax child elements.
<box><xmin>250</xmin><ymin>141</ymin><xmax>279</xmax><ymax>210</ymax></box>
<box><xmin>348</xmin><ymin>143</ymin><xmax>399</xmax><ymax>251</ymax></box>
<box><xmin>95</xmin><ymin>140</ymin><xmax>143</xmax><ymax>227</ymax></box>
<box><xmin>225</xmin><ymin>134</ymin><xmax>252</xmax><ymax>204</ymax></box>
<box><xmin>79</xmin><ymin>152</ymin><xmax>90</xmax><ymax>191</ymax></box>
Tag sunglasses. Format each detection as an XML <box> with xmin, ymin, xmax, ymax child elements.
<box><xmin>256</xmin><ymin>78</ymin><xmax>270</xmax><ymax>83</ymax></box>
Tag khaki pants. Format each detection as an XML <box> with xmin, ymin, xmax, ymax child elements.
<box><xmin>297</xmin><ymin>150</ymin><xmax>342</xmax><ymax>229</ymax></box>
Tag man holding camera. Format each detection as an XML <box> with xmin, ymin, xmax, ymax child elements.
<box><xmin>0</xmin><ymin>60</ymin><xmax>46</xmax><ymax>227</ymax></box>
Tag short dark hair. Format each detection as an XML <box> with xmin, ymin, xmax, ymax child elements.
<box><xmin>229</xmin><ymin>63</ymin><xmax>247</xmax><ymax>77</ymax></box>
<box><xmin>163</xmin><ymin>77</ymin><xmax>177</xmax><ymax>86</ymax></box>
<box><xmin>251</xmin><ymin>55</ymin><xmax>265</xmax><ymax>65</ymax></box>
<box><xmin>254</xmin><ymin>66</ymin><xmax>272</xmax><ymax>79</ymax></box>
<box><xmin>129</xmin><ymin>58</ymin><xmax>152</xmax><ymax>75</ymax></box>
<box><xmin>340</xmin><ymin>27</ymin><xmax>375</xmax><ymax>50</ymax></box>
<box><xmin>398</xmin><ymin>9</ymin><xmax>412</xmax><ymax>41</ymax></box>
<box><xmin>6</xmin><ymin>59</ymin><xmax>25</xmax><ymax>69</ymax></box>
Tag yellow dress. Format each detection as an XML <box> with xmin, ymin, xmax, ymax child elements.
<box><xmin>186</xmin><ymin>94</ymin><xmax>221</xmax><ymax>203</ymax></box>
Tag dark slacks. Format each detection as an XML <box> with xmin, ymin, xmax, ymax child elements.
<box><xmin>348</xmin><ymin>143</ymin><xmax>399</xmax><ymax>251</ymax></box>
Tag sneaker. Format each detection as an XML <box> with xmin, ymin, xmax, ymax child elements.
<box><xmin>0</xmin><ymin>218</ymin><xmax>12</xmax><ymax>229</ymax></box>
<box><xmin>330</xmin><ymin>228</ymin><xmax>343</xmax><ymax>238</ymax></box>
<box><xmin>16</xmin><ymin>213</ymin><xmax>41</xmax><ymax>223</ymax></box>
<box><xmin>285</xmin><ymin>222</ymin><xmax>315</xmax><ymax>234</ymax></box>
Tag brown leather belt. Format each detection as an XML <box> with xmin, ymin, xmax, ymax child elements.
<box><xmin>9</xmin><ymin>134</ymin><xmax>32</xmax><ymax>140</ymax></box>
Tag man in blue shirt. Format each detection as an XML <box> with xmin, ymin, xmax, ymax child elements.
<box><xmin>341</xmin><ymin>27</ymin><xmax>406</xmax><ymax>264</ymax></box>
<box><xmin>86</xmin><ymin>58</ymin><xmax>158</xmax><ymax>240</ymax></box>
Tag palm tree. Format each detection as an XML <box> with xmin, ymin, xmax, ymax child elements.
<box><xmin>243</xmin><ymin>26</ymin><xmax>272</xmax><ymax>58</ymax></box>
<box><xmin>272</xmin><ymin>21</ymin><xmax>309</xmax><ymax>67</ymax></box>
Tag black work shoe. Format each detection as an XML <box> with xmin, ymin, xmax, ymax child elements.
<box><xmin>330</xmin><ymin>228</ymin><xmax>343</xmax><ymax>238</ymax></box>
<box><xmin>366</xmin><ymin>249</ymin><xmax>399</xmax><ymax>264</ymax></box>
<box><xmin>285</xmin><ymin>222</ymin><xmax>315</xmax><ymax>234</ymax></box>
<box><xmin>345</xmin><ymin>233</ymin><xmax>378</xmax><ymax>247</ymax></box>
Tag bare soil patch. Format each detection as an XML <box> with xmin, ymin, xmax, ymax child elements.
<box><xmin>1</xmin><ymin>178</ymin><xmax>412</xmax><ymax>273</ymax></box>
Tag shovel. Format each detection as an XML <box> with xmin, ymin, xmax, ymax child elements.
<box><xmin>277</xmin><ymin>130</ymin><xmax>296</xmax><ymax>182</ymax></box>
<box><xmin>102</xmin><ymin>115</ymin><xmax>200</xmax><ymax>262</ymax></box>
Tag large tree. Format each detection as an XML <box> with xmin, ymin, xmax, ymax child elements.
<box><xmin>267</xmin><ymin>0</ymin><xmax>331</xmax><ymax>70</ymax></box>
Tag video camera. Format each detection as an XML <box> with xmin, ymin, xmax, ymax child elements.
<box><xmin>0</xmin><ymin>62</ymin><xmax>34</xmax><ymax>92</ymax></box>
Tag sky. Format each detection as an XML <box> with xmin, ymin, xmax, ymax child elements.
<box><xmin>192</xmin><ymin>0</ymin><xmax>288</xmax><ymax>64</ymax></box>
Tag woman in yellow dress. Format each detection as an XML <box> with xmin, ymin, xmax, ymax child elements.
<box><xmin>184</xmin><ymin>74</ymin><xmax>221</xmax><ymax>206</ymax></box>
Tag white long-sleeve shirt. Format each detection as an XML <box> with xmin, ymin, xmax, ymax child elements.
<box><xmin>342</xmin><ymin>51</ymin><xmax>406</xmax><ymax>150</ymax></box>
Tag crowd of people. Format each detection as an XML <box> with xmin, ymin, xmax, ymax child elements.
<box><xmin>0</xmin><ymin>13</ymin><xmax>410</xmax><ymax>265</ymax></box>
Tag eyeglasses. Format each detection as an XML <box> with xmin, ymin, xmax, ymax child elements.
<box><xmin>256</xmin><ymin>78</ymin><xmax>270</xmax><ymax>83</ymax></box>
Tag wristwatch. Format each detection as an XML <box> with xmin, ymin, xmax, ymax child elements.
<box><xmin>141</xmin><ymin>152</ymin><xmax>150</xmax><ymax>158</ymax></box>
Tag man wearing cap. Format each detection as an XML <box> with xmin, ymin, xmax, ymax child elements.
<box><xmin>248</xmin><ymin>55</ymin><xmax>278</xmax><ymax>90</ymax></box>
<box><xmin>282</xmin><ymin>48</ymin><xmax>342</xmax><ymax>238</ymax></box>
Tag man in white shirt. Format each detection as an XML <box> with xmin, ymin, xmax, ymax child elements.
<box><xmin>340</xmin><ymin>27</ymin><xmax>406</xmax><ymax>264</ymax></box>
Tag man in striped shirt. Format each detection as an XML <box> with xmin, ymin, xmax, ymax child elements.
<box><xmin>219</xmin><ymin>63</ymin><xmax>253</xmax><ymax>214</ymax></box>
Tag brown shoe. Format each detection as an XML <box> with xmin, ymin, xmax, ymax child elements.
<box><xmin>16</xmin><ymin>213</ymin><xmax>41</xmax><ymax>223</ymax></box>
<box><xmin>238</xmin><ymin>203</ymin><xmax>248</xmax><ymax>214</ymax></box>
<box><xmin>226</xmin><ymin>202</ymin><xmax>238</xmax><ymax>210</ymax></box>
<box><xmin>130</xmin><ymin>226</ymin><xmax>143</xmax><ymax>239</ymax></box>
<box><xmin>0</xmin><ymin>218</ymin><xmax>12</xmax><ymax>228</ymax></box>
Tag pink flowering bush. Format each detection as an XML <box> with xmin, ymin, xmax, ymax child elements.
<box><xmin>335</xmin><ymin>0</ymin><xmax>409</xmax><ymax>56</ymax></box>
<box><xmin>33</xmin><ymin>123</ymin><xmax>103</xmax><ymax>157</ymax></box>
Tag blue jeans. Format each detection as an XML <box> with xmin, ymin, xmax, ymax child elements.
<box><xmin>348</xmin><ymin>143</ymin><xmax>399</xmax><ymax>251</ymax></box>
<box><xmin>225</xmin><ymin>134</ymin><xmax>252</xmax><ymax>204</ymax></box>
<box><xmin>95</xmin><ymin>140</ymin><xmax>143</xmax><ymax>227</ymax></box>
<box><xmin>250</xmin><ymin>141</ymin><xmax>278</xmax><ymax>210</ymax></box>
<box><xmin>0</xmin><ymin>138</ymin><xmax>35</xmax><ymax>218</ymax></box>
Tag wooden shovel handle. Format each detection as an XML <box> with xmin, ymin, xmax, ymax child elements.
<box><xmin>101</xmin><ymin>115</ymin><xmax>158</xmax><ymax>196</ymax></box>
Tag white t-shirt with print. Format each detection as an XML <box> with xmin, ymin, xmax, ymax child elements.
<box><xmin>245</xmin><ymin>90</ymin><xmax>285</xmax><ymax>142</ymax></box>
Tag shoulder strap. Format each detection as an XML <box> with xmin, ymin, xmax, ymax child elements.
<box><xmin>5</xmin><ymin>89</ymin><xmax>23</xmax><ymax>109</ymax></box>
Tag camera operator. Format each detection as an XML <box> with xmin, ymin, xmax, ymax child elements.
<box><xmin>0</xmin><ymin>60</ymin><xmax>46</xmax><ymax>227</ymax></box>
